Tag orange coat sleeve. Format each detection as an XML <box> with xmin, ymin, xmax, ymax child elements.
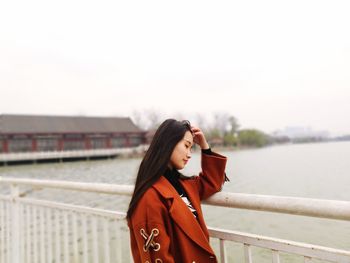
<box><xmin>194</xmin><ymin>151</ymin><xmax>228</xmax><ymax>200</ymax></box>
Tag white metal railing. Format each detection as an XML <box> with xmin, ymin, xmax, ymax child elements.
<box><xmin>1</xmin><ymin>177</ymin><xmax>350</xmax><ymax>263</ymax></box>
<box><xmin>208</xmin><ymin>228</ymin><xmax>350</xmax><ymax>263</ymax></box>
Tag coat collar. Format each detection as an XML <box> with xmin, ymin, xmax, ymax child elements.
<box><xmin>153</xmin><ymin>176</ymin><xmax>214</xmax><ymax>255</ymax></box>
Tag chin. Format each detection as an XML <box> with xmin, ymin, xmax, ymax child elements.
<box><xmin>175</xmin><ymin>164</ymin><xmax>185</xmax><ymax>170</ymax></box>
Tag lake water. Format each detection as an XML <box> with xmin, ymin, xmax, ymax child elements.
<box><xmin>1</xmin><ymin>141</ymin><xmax>350</xmax><ymax>262</ymax></box>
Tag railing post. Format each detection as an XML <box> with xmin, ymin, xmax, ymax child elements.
<box><xmin>11</xmin><ymin>184</ymin><xmax>20</xmax><ymax>263</ymax></box>
<box><xmin>219</xmin><ymin>239</ymin><xmax>227</xmax><ymax>263</ymax></box>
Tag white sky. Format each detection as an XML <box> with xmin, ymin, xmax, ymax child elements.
<box><xmin>1</xmin><ymin>0</ymin><xmax>349</xmax><ymax>136</ymax></box>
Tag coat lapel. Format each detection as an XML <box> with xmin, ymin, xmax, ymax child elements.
<box><xmin>153</xmin><ymin>176</ymin><xmax>214</xmax><ymax>255</ymax></box>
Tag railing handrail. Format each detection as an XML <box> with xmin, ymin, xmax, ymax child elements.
<box><xmin>208</xmin><ymin>227</ymin><xmax>350</xmax><ymax>262</ymax></box>
<box><xmin>1</xmin><ymin>176</ymin><xmax>350</xmax><ymax>221</ymax></box>
<box><xmin>0</xmin><ymin>177</ymin><xmax>134</xmax><ymax>195</ymax></box>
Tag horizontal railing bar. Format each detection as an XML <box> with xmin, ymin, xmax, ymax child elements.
<box><xmin>0</xmin><ymin>177</ymin><xmax>134</xmax><ymax>195</ymax></box>
<box><xmin>209</xmin><ymin>227</ymin><xmax>350</xmax><ymax>262</ymax></box>
<box><xmin>17</xmin><ymin>198</ymin><xmax>126</xmax><ymax>219</ymax></box>
<box><xmin>1</xmin><ymin>177</ymin><xmax>350</xmax><ymax>221</ymax></box>
<box><xmin>2</xmin><ymin>194</ymin><xmax>126</xmax><ymax>219</ymax></box>
<box><xmin>0</xmin><ymin>195</ymin><xmax>11</xmax><ymax>201</ymax></box>
<box><xmin>204</xmin><ymin>192</ymin><xmax>350</xmax><ymax>221</ymax></box>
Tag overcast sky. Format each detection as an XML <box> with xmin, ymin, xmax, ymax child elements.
<box><xmin>1</xmin><ymin>0</ymin><xmax>349</xmax><ymax>136</ymax></box>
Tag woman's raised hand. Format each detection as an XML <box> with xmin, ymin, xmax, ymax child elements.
<box><xmin>191</xmin><ymin>126</ymin><xmax>209</xmax><ymax>150</ymax></box>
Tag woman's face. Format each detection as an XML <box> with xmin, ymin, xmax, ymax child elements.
<box><xmin>169</xmin><ymin>131</ymin><xmax>193</xmax><ymax>170</ymax></box>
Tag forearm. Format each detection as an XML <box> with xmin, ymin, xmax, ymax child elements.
<box><xmin>198</xmin><ymin>151</ymin><xmax>227</xmax><ymax>200</ymax></box>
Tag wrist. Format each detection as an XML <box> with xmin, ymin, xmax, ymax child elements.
<box><xmin>200</xmin><ymin>142</ymin><xmax>209</xmax><ymax>150</ymax></box>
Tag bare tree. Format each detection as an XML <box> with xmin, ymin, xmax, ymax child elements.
<box><xmin>228</xmin><ymin>115</ymin><xmax>240</xmax><ymax>135</ymax></box>
<box><xmin>131</xmin><ymin>110</ymin><xmax>146</xmax><ymax>130</ymax></box>
<box><xmin>146</xmin><ymin>109</ymin><xmax>162</xmax><ymax>130</ymax></box>
<box><xmin>131</xmin><ymin>108</ymin><xmax>162</xmax><ymax>131</ymax></box>
<box><xmin>212</xmin><ymin>112</ymin><xmax>231</xmax><ymax>136</ymax></box>
<box><xmin>193</xmin><ymin>113</ymin><xmax>208</xmax><ymax>133</ymax></box>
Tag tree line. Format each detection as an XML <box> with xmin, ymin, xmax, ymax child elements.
<box><xmin>131</xmin><ymin>110</ymin><xmax>286</xmax><ymax>148</ymax></box>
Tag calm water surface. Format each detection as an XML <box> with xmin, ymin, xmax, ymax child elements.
<box><xmin>1</xmin><ymin>141</ymin><xmax>350</xmax><ymax>261</ymax></box>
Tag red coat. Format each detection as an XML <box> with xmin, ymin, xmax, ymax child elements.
<box><xmin>128</xmin><ymin>151</ymin><xmax>227</xmax><ymax>263</ymax></box>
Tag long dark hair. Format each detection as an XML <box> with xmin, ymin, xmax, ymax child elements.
<box><xmin>126</xmin><ymin>119</ymin><xmax>192</xmax><ymax>219</ymax></box>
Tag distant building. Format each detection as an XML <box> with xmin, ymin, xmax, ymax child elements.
<box><xmin>0</xmin><ymin>114</ymin><xmax>146</xmax><ymax>153</ymax></box>
<box><xmin>145</xmin><ymin>129</ymin><xmax>156</xmax><ymax>145</ymax></box>
<box><xmin>272</xmin><ymin>126</ymin><xmax>330</xmax><ymax>139</ymax></box>
<box><xmin>208</xmin><ymin>137</ymin><xmax>224</xmax><ymax>147</ymax></box>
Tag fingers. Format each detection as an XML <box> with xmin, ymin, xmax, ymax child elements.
<box><xmin>191</xmin><ymin>126</ymin><xmax>209</xmax><ymax>149</ymax></box>
<box><xmin>190</xmin><ymin>126</ymin><xmax>201</xmax><ymax>134</ymax></box>
<box><xmin>191</xmin><ymin>126</ymin><xmax>205</xmax><ymax>141</ymax></box>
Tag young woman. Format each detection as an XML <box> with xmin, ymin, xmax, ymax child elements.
<box><xmin>127</xmin><ymin>119</ymin><xmax>228</xmax><ymax>263</ymax></box>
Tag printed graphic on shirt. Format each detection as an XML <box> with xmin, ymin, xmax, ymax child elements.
<box><xmin>180</xmin><ymin>194</ymin><xmax>198</xmax><ymax>218</ymax></box>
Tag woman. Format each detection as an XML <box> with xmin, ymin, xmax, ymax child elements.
<box><xmin>127</xmin><ymin>119</ymin><xmax>228</xmax><ymax>263</ymax></box>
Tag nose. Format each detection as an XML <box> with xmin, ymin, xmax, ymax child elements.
<box><xmin>187</xmin><ymin>149</ymin><xmax>191</xmax><ymax>159</ymax></box>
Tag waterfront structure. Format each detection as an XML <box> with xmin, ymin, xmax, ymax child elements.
<box><xmin>0</xmin><ymin>114</ymin><xmax>145</xmax><ymax>153</ymax></box>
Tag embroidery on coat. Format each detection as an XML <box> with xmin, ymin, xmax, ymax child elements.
<box><xmin>140</xmin><ymin>228</ymin><xmax>160</xmax><ymax>252</ymax></box>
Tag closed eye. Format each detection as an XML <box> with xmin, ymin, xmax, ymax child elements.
<box><xmin>185</xmin><ymin>143</ymin><xmax>193</xmax><ymax>148</ymax></box>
